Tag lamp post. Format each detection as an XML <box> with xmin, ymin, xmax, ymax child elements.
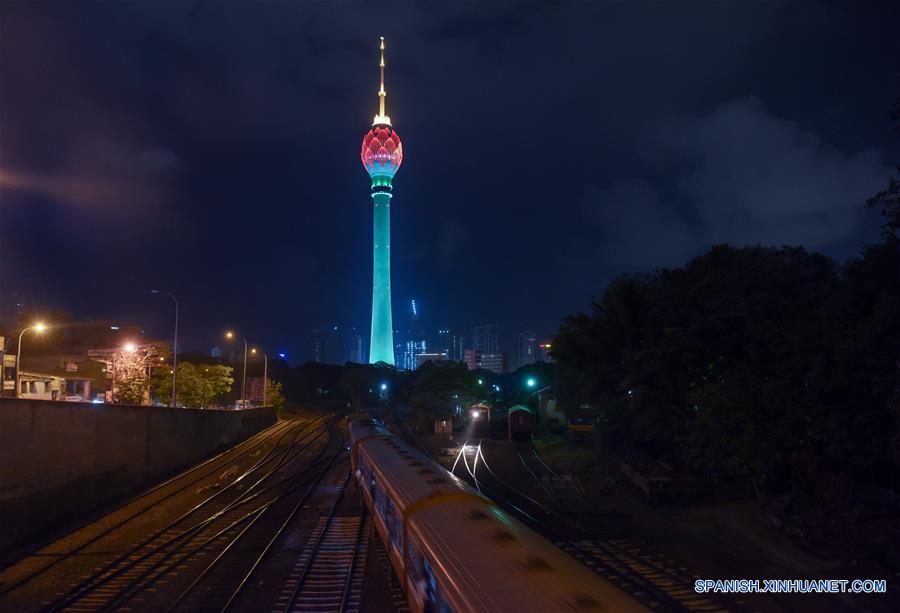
<box><xmin>251</xmin><ymin>348</ymin><xmax>268</xmax><ymax>406</ymax></box>
<box><xmin>14</xmin><ymin>322</ymin><xmax>46</xmax><ymax>398</ymax></box>
<box><xmin>150</xmin><ymin>290</ymin><xmax>179</xmax><ymax>407</ymax></box>
<box><xmin>225</xmin><ymin>331</ymin><xmax>248</xmax><ymax>406</ymax></box>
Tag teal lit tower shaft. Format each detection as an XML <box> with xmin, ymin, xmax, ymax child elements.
<box><xmin>370</xmin><ymin>189</ymin><xmax>394</xmax><ymax>364</ymax></box>
<box><xmin>361</xmin><ymin>37</ymin><xmax>403</xmax><ymax>365</ymax></box>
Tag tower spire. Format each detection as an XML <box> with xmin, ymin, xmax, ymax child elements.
<box><xmin>373</xmin><ymin>36</ymin><xmax>391</xmax><ymax>126</ymax></box>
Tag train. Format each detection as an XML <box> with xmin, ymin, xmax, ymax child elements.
<box><xmin>349</xmin><ymin>418</ymin><xmax>646</xmax><ymax>612</ymax></box>
<box><xmin>507</xmin><ymin>404</ymin><xmax>533</xmax><ymax>439</ymax></box>
<box><xmin>468</xmin><ymin>402</ymin><xmax>491</xmax><ymax>422</ymax></box>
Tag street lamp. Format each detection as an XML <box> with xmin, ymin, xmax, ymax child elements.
<box><xmin>225</xmin><ymin>331</ymin><xmax>248</xmax><ymax>407</ymax></box>
<box><xmin>150</xmin><ymin>289</ymin><xmax>179</xmax><ymax>408</ymax></box>
<box><xmin>112</xmin><ymin>341</ymin><xmax>138</xmax><ymax>401</ymax></box>
<box><xmin>14</xmin><ymin>322</ymin><xmax>47</xmax><ymax>398</ymax></box>
<box><xmin>526</xmin><ymin>377</ymin><xmax>536</xmax><ymax>388</ymax></box>
<box><xmin>251</xmin><ymin>347</ymin><xmax>269</xmax><ymax>406</ymax></box>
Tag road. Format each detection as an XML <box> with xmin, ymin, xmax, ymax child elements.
<box><xmin>0</xmin><ymin>412</ymin><xmax>400</xmax><ymax>612</ymax></box>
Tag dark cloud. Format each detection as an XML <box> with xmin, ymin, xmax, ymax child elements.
<box><xmin>1</xmin><ymin>2</ymin><xmax>898</xmax><ymax>357</ymax></box>
<box><xmin>583</xmin><ymin>98</ymin><xmax>889</xmax><ymax>273</ymax></box>
<box><xmin>436</xmin><ymin>218</ymin><xmax>466</xmax><ymax>270</ymax></box>
<box><xmin>582</xmin><ymin>180</ymin><xmax>695</xmax><ymax>270</ymax></box>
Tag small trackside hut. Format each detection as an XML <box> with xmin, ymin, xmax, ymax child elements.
<box><xmin>349</xmin><ymin>418</ymin><xmax>647</xmax><ymax>613</ymax></box>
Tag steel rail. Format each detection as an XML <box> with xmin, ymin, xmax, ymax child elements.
<box><xmin>169</xmin><ymin>445</ymin><xmax>348</xmax><ymax>612</ymax></box>
<box><xmin>337</xmin><ymin>508</ymin><xmax>368</xmax><ymax>613</ymax></box>
<box><xmin>42</xmin><ymin>414</ymin><xmax>334</xmax><ymax>612</ymax></box>
<box><xmin>393</xmin><ymin>412</ymin><xmax>692</xmax><ymax>612</ymax></box>
<box><xmin>0</xmin><ymin>416</ymin><xmax>304</xmax><ymax>597</ymax></box>
<box><xmin>283</xmin><ymin>470</ymin><xmax>353</xmax><ymax>612</ymax></box>
<box><xmin>218</xmin><ymin>448</ymin><xmax>348</xmax><ymax>612</ymax></box>
<box><xmin>97</xmin><ymin>428</ymin><xmax>344</xmax><ymax>613</ymax></box>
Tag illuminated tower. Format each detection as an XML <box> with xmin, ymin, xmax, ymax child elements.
<box><xmin>362</xmin><ymin>37</ymin><xmax>403</xmax><ymax>365</ymax></box>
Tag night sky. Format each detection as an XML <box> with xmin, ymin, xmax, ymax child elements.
<box><xmin>1</xmin><ymin>2</ymin><xmax>898</xmax><ymax>361</ymax></box>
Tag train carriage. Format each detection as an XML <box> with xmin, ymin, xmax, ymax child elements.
<box><xmin>349</xmin><ymin>418</ymin><xmax>646</xmax><ymax>612</ymax></box>
<box><xmin>507</xmin><ymin>404</ymin><xmax>533</xmax><ymax>439</ymax></box>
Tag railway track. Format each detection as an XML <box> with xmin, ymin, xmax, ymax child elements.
<box><xmin>33</xmin><ymin>413</ymin><xmax>346</xmax><ymax>612</ymax></box>
<box><xmin>394</xmin><ymin>413</ymin><xmax>735</xmax><ymax>612</ymax></box>
<box><xmin>276</xmin><ymin>472</ymin><xmax>368</xmax><ymax>613</ymax></box>
<box><xmin>0</xmin><ymin>416</ymin><xmax>310</xmax><ymax>599</ymax></box>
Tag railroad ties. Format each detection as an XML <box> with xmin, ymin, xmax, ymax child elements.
<box><xmin>563</xmin><ymin>539</ymin><xmax>731</xmax><ymax>612</ymax></box>
<box><xmin>276</xmin><ymin>510</ymin><xmax>369</xmax><ymax>612</ymax></box>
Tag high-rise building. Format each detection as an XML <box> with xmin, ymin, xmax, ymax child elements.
<box><xmin>463</xmin><ymin>348</ymin><xmax>506</xmax><ymax>374</ymax></box>
<box><xmin>362</xmin><ymin>37</ymin><xmax>403</xmax><ymax>366</ymax></box>
<box><xmin>402</xmin><ymin>340</ymin><xmax>427</xmax><ymax>371</ymax></box>
<box><xmin>517</xmin><ymin>330</ymin><xmax>537</xmax><ymax>368</ymax></box>
<box><xmin>312</xmin><ymin>324</ymin><xmax>355</xmax><ymax>364</ymax></box>
<box><xmin>538</xmin><ymin>342</ymin><xmax>555</xmax><ymax>363</ymax></box>
<box><xmin>436</xmin><ymin>328</ymin><xmax>466</xmax><ymax>362</ymax></box>
<box><xmin>472</xmin><ymin>325</ymin><xmax>500</xmax><ymax>355</ymax></box>
<box><xmin>349</xmin><ymin>334</ymin><xmax>365</xmax><ymax>363</ymax></box>
<box><xmin>479</xmin><ymin>353</ymin><xmax>507</xmax><ymax>374</ymax></box>
<box><xmin>449</xmin><ymin>332</ymin><xmax>467</xmax><ymax>362</ymax></box>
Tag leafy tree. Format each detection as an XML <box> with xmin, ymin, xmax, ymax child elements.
<box><xmin>553</xmin><ymin>243</ymin><xmax>899</xmax><ymax>490</ymax></box>
<box><xmin>152</xmin><ymin>362</ymin><xmax>233</xmax><ymax>408</ymax></box>
<box><xmin>409</xmin><ymin>360</ymin><xmax>477</xmax><ymax>416</ymax></box>
<box><xmin>340</xmin><ymin>363</ymin><xmax>380</xmax><ymax>409</ymax></box>
<box><xmin>113</xmin><ymin>343</ymin><xmax>170</xmax><ymax>405</ymax></box>
<box><xmin>266</xmin><ymin>379</ymin><xmax>285</xmax><ymax>411</ymax></box>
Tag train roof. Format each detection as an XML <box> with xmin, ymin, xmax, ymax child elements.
<box><xmin>352</xmin><ymin>421</ymin><xmax>647</xmax><ymax>612</ymax></box>
<box><xmin>348</xmin><ymin>417</ymin><xmax>392</xmax><ymax>443</ymax></box>
<box><xmin>508</xmin><ymin>404</ymin><xmax>531</xmax><ymax>413</ymax></box>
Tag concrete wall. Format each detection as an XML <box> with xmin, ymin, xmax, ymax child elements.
<box><xmin>0</xmin><ymin>398</ymin><xmax>276</xmax><ymax>555</ymax></box>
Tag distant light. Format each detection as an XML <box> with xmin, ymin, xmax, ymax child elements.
<box><xmin>33</xmin><ymin>322</ymin><xmax>47</xmax><ymax>333</ymax></box>
<box><xmin>225</xmin><ymin>331</ymin><xmax>234</xmax><ymax>339</ymax></box>
<box><xmin>123</xmin><ymin>342</ymin><xmax>136</xmax><ymax>353</ymax></box>
<box><xmin>471</xmin><ymin>410</ymin><xmax>479</xmax><ymax>419</ymax></box>
<box><xmin>380</xmin><ymin>382</ymin><xmax>387</xmax><ymax>391</ymax></box>
<box><xmin>110</xmin><ymin>326</ymin><xmax>120</xmax><ymax>331</ymax></box>
<box><xmin>477</xmin><ymin>379</ymin><xmax>483</xmax><ymax>385</ymax></box>
<box><xmin>526</xmin><ymin>378</ymin><xmax>536</xmax><ymax>388</ymax></box>
<box><xmin>279</xmin><ymin>353</ymin><xmax>286</xmax><ymax>359</ymax></box>
<box><xmin>91</xmin><ymin>398</ymin><xmax>104</xmax><ymax>404</ymax></box>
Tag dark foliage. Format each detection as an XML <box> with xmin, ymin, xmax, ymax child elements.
<box><xmin>553</xmin><ymin>243</ymin><xmax>900</xmax><ymax>488</ymax></box>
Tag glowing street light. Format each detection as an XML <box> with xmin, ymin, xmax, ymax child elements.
<box><xmin>150</xmin><ymin>289</ymin><xmax>179</xmax><ymax>408</ymax></box>
<box><xmin>14</xmin><ymin>322</ymin><xmax>47</xmax><ymax>398</ymax></box>
<box><xmin>526</xmin><ymin>377</ymin><xmax>536</xmax><ymax>388</ymax></box>
<box><xmin>123</xmin><ymin>342</ymin><xmax>137</xmax><ymax>353</ymax></box>
<box><xmin>225</xmin><ymin>331</ymin><xmax>248</xmax><ymax>406</ymax></box>
<box><xmin>380</xmin><ymin>382</ymin><xmax>388</xmax><ymax>391</ymax></box>
<box><xmin>251</xmin><ymin>348</ymin><xmax>269</xmax><ymax>406</ymax></box>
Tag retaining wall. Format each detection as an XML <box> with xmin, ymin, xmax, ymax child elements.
<box><xmin>0</xmin><ymin>398</ymin><xmax>276</xmax><ymax>555</ymax></box>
